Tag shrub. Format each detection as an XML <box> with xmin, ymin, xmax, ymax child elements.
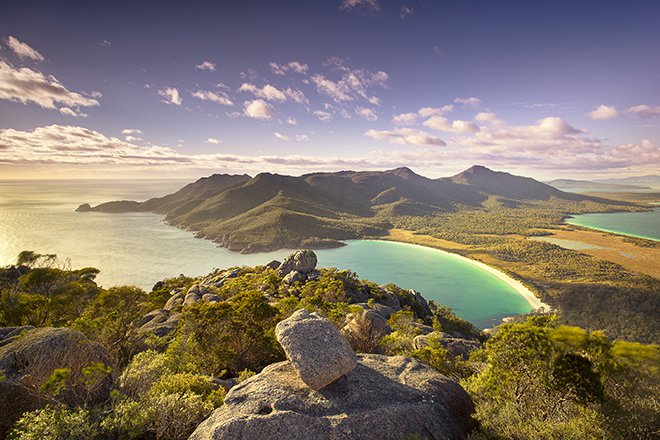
<box><xmin>119</xmin><ymin>349</ymin><xmax>172</xmax><ymax>398</ymax></box>
<box><xmin>10</xmin><ymin>406</ymin><xmax>98</xmax><ymax>440</ymax></box>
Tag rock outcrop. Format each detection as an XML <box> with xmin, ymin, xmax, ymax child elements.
<box><xmin>277</xmin><ymin>250</ymin><xmax>318</xmax><ymax>278</ymax></box>
<box><xmin>275</xmin><ymin>309</ymin><xmax>357</xmax><ymax>390</ymax></box>
<box><xmin>0</xmin><ymin>327</ymin><xmax>111</xmax><ymax>437</ymax></box>
<box><xmin>190</xmin><ymin>354</ymin><xmax>475</xmax><ymax>440</ymax></box>
<box><xmin>191</xmin><ymin>312</ymin><xmax>475</xmax><ymax>440</ymax></box>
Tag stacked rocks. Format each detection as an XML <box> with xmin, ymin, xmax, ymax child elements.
<box><xmin>189</xmin><ymin>311</ymin><xmax>476</xmax><ymax>440</ymax></box>
<box><xmin>277</xmin><ymin>250</ymin><xmax>320</xmax><ymax>284</ymax></box>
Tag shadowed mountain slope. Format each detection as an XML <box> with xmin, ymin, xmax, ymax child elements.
<box><xmin>79</xmin><ymin>165</ymin><xmax>623</xmax><ymax>252</ymax></box>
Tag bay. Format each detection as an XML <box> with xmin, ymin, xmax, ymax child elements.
<box><xmin>566</xmin><ymin>208</ymin><xmax>660</xmax><ymax>242</ymax></box>
<box><xmin>0</xmin><ymin>180</ymin><xmax>532</xmax><ymax>328</ymax></box>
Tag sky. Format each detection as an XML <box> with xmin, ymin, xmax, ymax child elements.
<box><xmin>0</xmin><ymin>0</ymin><xmax>659</xmax><ymax>180</ymax></box>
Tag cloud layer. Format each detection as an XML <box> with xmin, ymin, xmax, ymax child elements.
<box><xmin>0</xmin><ymin>61</ymin><xmax>99</xmax><ymax>111</ymax></box>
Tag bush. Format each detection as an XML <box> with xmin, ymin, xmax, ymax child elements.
<box><xmin>10</xmin><ymin>405</ymin><xmax>98</xmax><ymax>440</ymax></box>
<box><xmin>167</xmin><ymin>292</ymin><xmax>282</xmax><ymax>376</ymax></box>
<box><xmin>119</xmin><ymin>350</ymin><xmax>172</xmax><ymax>398</ymax></box>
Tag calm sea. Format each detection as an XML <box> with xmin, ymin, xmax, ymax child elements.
<box><xmin>0</xmin><ymin>179</ymin><xmax>534</xmax><ymax>327</ymax></box>
<box><xmin>566</xmin><ymin>208</ymin><xmax>660</xmax><ymax>241</ymax></box>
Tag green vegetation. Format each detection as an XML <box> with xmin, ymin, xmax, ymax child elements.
<box><xmin>84</xmin><ymin>166</ymin><xmax>658</xmax><ymax>344</ymax></box>
<box><xmin>464</xmin><ymin>316</ymin><xmax>659</xmax><ymax>440</ymax></box>
<box><xmin>394</xmin><ymin>204</ymin><xmax>660</xmax><ymax>343</ymax></box>
<box><xmin>2</xmin><ymin>252</ymin><xmax>658</xmax><ymax>439</ymax></box>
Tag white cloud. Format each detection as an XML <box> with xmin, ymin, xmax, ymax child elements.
<box><xmin>6</xmin><ymin>36</ymin><xmax>44</xmax><ymax>61</ymax></box>
<box><xmin>239</xmin><ymin>69</ymin><xmax>258</xmax><ymax>80</ymax></box>
<box><xmin>244</xmin><ymin>99</ymin><xmax>275</xmax><ymax>120</ymax></box>
<box><xmin>239</xmin><ymin>83</ymin><xmax>307</xmax><ymax>105</ymax></box>
<box><xmin>456</xmin><ymin>116</ymin><xmax>591</xmax><ymax>157</ymax></box>
<box><xmin>269</xmin><ymin>61</ymin><xmax>309</xmax><ymax>75</ymax></box>
<box><xmin>58</xmin><ymin>107</ymin><xmax>87</xmax><ymax>117</ymax></box>
<box><xmin>310</xmin><ymin>66</ymin><xmax>388</xmax><ymax>106</ymax></box>
<box><xmin>417</xmin><ymin>105</ymin><xmax>453</xmax><ymax>117</ymax></box>
<box><xmin>158</xmin><ymin>87</ymin><xmax>182</xmax><ymax>105</ymax></box>
<box><xmin>588</xmin><ymin>105</ymin><xmax>618</xmax><ymax>120</ymax></box>
<box><xmin>626</xmin><ymin>104</ymin><xmax>660</xmax><ymax>118</ymax></box>
<box><xmin>125</xmin><ymin>135</ymin><xmax>141</xmax><ymax>142</ymax></box>
<box><xmin>340</xmin><ymin>0</ymin><xmax>380</xmax><ymax>12</ymax></box>
<box><xmin>205</xmin><ymin>137</ymin><xmax>221</xmax><ymax>144</ymax></box>
<box><xmin>195</xmin><ymin>60</ymin><xmax>216</xmax><ymax>71</ymax></box>
<box><xmin>474</xmin><ymin>112</ymin><xmax>503</xmax><ymax>126</ymax></box>
<box><xmin>310</xmin><ymin>74</ymin><xmax>352</xmax><ymax>102</ymax></box>
<box><xmin>313</xmin><ymin>110</ymin><xmax>332</xmax><ymax>122</ymax></box>
<box><xmin>0</xmin><ymin>124</ymin><xmax>420</xmax><ymax>176</ymax></box>
<box><xmin>122</xmin><ymin>129</ymin><xmax>143</xmax><ymax>135</ymax></box>
<box><xmin>284</xmin><ymin>88</ymin><xmax>308</xmax><ymax>105</ymax></box>
<box><xmin>0</xmin><ymin>61</ymin><xmax>99</xmax><ymax>111</ymax></box>
<box><xmin>424</xmin><ymin>115</ymin><xmax>479</xmax><ymax>133</ymax></box>
<box><xmin>286</xmin><ymin>117</ymin><xmax>297</xmax><ymax>125</ymax></box>
<box><xmin>400</xmin><ymin>6</ymin><xmax>413</xmax><ymax>19</ymax></box>
<box><xmin>392</xmin><ymin>112</ymin><xmax>418</xmax><ymax>125</ymax></box>
<box><xmin>454</xmin><ymin>97</ymin><xmax>481</xmax><ymax>106</ymax></box>
<box><xmin>610</xmin><ymin>139</ymin><xmax>659</xmax><ymax>165</ymax></box>
<box><xmin>191</xmin><ymin>89</ymin><xmax>234</xmax><ymax>106</ymax></box>
<box><xmin>355</xmin><ymin>106</ymin><xmax>378</xmax><ymax>121</ymax></box>
<box><xmin>365</xmin><ymin>127</ymin><xmax>446</xmax><ymax>146</ymax></box>
<box><xmin>1</xmin><ymin>123</ymin><xmax>656</xmax><ymax>177</ymax></box>
<box><xmin>273</xmin><ymin>132</ymin><xmax>309</xmax><ymax>142</ymax></box>
<box><xmin>288</xmin><ymin>61</ymin><xmax>309</xmax><ymax>74</ymax></box>
<box><xmin>240</xmin><ymin>83</ymin><xmax>286</xmax><ymax>102</ymax></box>
<box><xmin>0</xmin><ymin>125</ymin><xmax>188</xmax><ymax>166</ymax></box>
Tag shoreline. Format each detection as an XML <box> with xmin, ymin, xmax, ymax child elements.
<box><xmin>565</xmin><ymin>219</ymin><xmax>660</xmax><ymax>243</ymax></box>
<box><xmin>371</xmin><ymin>236</ymin><xmax>551</xmax><ymax>312</ymax></box>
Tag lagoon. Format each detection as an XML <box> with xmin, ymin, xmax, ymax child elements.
<box><xmin>0</xmin><ymin>180</ymin><xmax>533</xmax><ymax>328</ymax></box>
<box><xmin>566</xmin><ymin>208</ymin><xmax>660</xmax><ymax>242</ymax></box>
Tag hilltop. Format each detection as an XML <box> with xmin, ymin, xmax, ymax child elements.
<box><xmin>79</xmin><ymin>165</ymin><xmax>627</xmax><ymax>253</ymax></box>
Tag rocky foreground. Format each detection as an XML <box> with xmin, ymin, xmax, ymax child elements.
<box><xmin>191</xmin><ymin>309</ymin><xmax>475</xmax><ymax>439</ymax></box>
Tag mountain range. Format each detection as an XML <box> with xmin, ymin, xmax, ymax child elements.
<box><xmin>77</xmin><ymin>165</ymin><xmax>613</xmax><ymax>253</ymax></box>
<box><xmin>547</xmin><ymin>179</ymin><xmax>651</xmax><ymax>192</ymax></box>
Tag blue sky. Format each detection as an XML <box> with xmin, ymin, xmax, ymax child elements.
<box><xmin>0</xmin><ymin>0</ymin><xmax>658</xmax><ymax>179</ymax></box>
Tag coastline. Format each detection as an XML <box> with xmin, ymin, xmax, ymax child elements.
<box><xmin>564</xmin><ymin>206</ymin><xmax>660</xmax><ymax>243</ymax></box>
<box><xmin>378</xmin><ymin>231</ymin><xmax>551</xmax><ymax>312</ymax></box>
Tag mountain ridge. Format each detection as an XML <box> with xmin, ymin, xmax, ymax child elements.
<box><xmin>77</xmin><ymin>165</ymin><xmax>626</xmax><ymax>253</ymax></box>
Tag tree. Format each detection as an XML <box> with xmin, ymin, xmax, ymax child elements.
<box><xmin>167</xmin><ymin>291</ymin><xmax>283</xmax><ymax>376</ymax></box>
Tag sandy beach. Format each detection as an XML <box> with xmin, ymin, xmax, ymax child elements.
<box><xmin>378</xmin><ymin>231</ymin><xmax>551</xmax><ymax>312</ymax></box>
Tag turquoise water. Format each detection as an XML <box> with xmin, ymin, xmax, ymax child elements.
<box><xmin>0</xmin><ymin>180</ymin><xmax>532</xmax><ymax>328</ymax></box>
<box><xmin>566</xmin><ymin>208</ymin><xmax>660</xmax><ymax>241</ymax></box>
<box><xmin>316</xmin><ymin>240</ymin><xmax>531</xmax><ymax>328</ymax></box>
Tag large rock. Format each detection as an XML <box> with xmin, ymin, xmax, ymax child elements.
<box><xmin>341</xmin><ymin>310</ymin><xmax>390</xmax><ymax>354</ymax></box>
<box><xmin>275</xmin><ymin>310</ymin><xmax>357</xmax><ymax>390</ymax></box>
<box><xmin>139</xmin><ymin>312</ymin><xmax>180</xmax><ymax>338</ymax></box>
<box><xmin>0</xmin><ymin>325</ymin><xmax>34</xmax><ymax>348</ymax></box>
<box><xmin>277</xmin><ymin>250</ymin><xmax>318</xmax><ymax>276</ymax></box>
<box><xmin>0</xmin><ymin>327</ymin><xmax>111</xmax><ymax>437</ymax></box>
<box><xmin>190</xmin><ymin>354</ymin><xmax>476</xmax><ymax>440</ymax></box>
<box><xmin>282</xmin><ymin>270</ymin><xmax>304</xmax><ymax>284</ymax></box>
<box><xmin>164</xmin><ymin>292</ymin><xmax>184</xmax><ymax>311</ymax></box>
